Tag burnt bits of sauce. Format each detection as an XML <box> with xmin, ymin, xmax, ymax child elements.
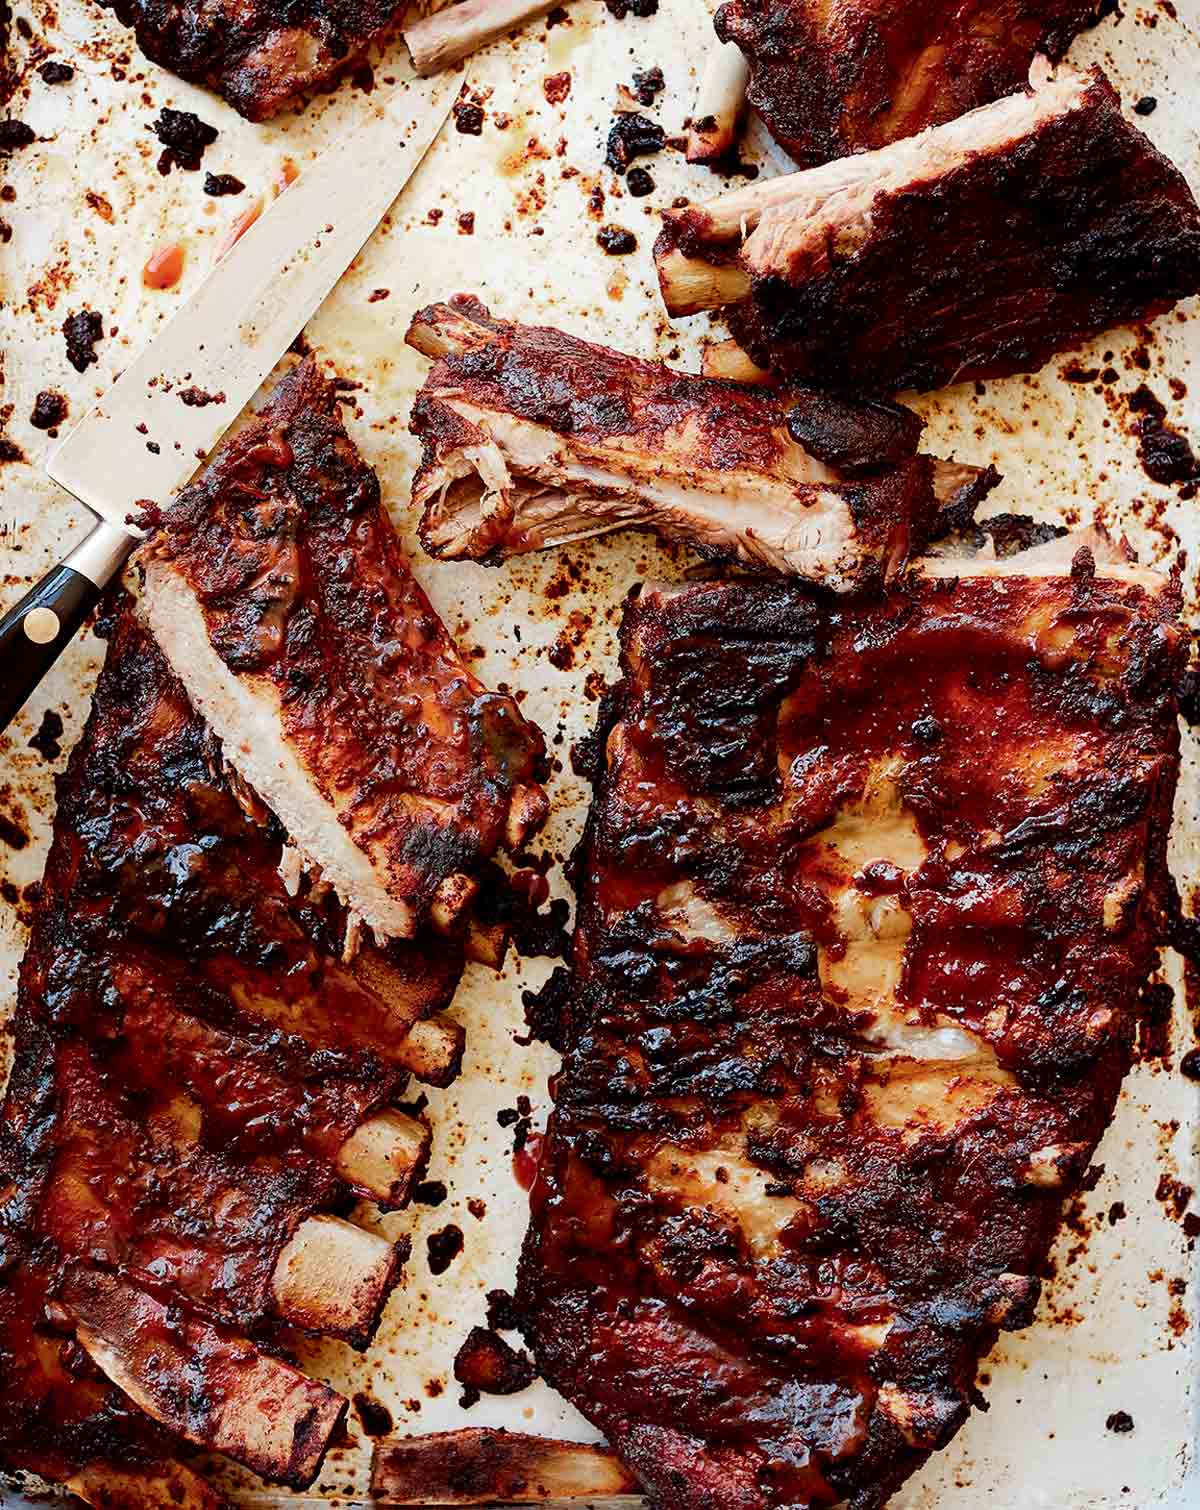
<box><xmin>150</xmin><ymin>107</ymin><xmax>218</xmax><ymax>173</ymax></box>
<box><xmin>62</xmin><ymin>310</ymin><xmax>104</xmax><ymax>373</ymax></box>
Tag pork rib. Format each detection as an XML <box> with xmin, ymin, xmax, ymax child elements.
<box><xmin>713</xmin><ymin>0</ymin><xmax>1104</xmax><ymax>167</ymax></box>
<box><xmin>655</xmin><ymin>63</ymin><xmax>1200</xmax><ymax>392</ymax></box>
<box><xmin>0</xmin><ymin>603</ymin><xmax>461</xmax><ymax>1501</ymax></box>
<box><xmin>141</xmin><ymin>357</ymin><xmax>548</xmax><ymax>945</ymax></box>
<box><xmin>406</xmin><ymin>296</ymin><xmax>996</xmax><ymax>591</ymax></box>
<box><xmin>516</xmin><ymin>547</ymin><xmax>1183</xmax><ymax>1509</ymax></box>
<box><xmin>97</xmin><ymin>0</ymin><xmax>407</xmax><ymax>119</ymax></box>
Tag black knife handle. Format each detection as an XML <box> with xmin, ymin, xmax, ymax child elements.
<box><xmin>0</xmin><ymin>519</ymin><xmax>136</xmax><ymax>734</ymax></box>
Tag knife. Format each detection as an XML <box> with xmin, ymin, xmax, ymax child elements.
<box><xmin>0</xmin><ymin>71</ymin><xmax>454</xmax><ymax>733</ymax></box>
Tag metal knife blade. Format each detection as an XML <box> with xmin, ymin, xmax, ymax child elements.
<box><xmin>48</xmin><ymin>71</ymin><xmax>453</xmax><ymax>529</ymax></box>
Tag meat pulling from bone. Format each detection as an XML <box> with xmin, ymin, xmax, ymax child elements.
<box><xmin>0</xmin><ymin>602</ymin><xmax>465</xmax><ymax>1501</ymax></box>
<box><xmin>655</xmin><ymin>63</ymin><xmax>1200</xmax><ymax>392</ymax></box>
<box><xmin>97</xmin><ymin>0</ymin><xmax>406</xmax><ymax>118</ymax></box>
<box><xmin>406</xmin><ymin>296</ymin><xmax>997</xmax><ymax>591</ymax></box>
<box><xmin>713</xmin><ymin>0</ymin><xmax>1105</xmax><ymax>166</ymax></box>
<box><xmin>516</xmin><ymin>543</ymin><xmax>1183</xmax><ymax>1510</ymax></box>
<box><xmin>141</xmin><ymin>357</ymin><xmax>548</xmax><ymax>946</ymax></box>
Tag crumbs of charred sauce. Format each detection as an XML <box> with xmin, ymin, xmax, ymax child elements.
<box><xmin>1129</xmin><ymin>384</ymin><xmax>1200</xmax><ymax>490</ymax></box>
<box><xmin>204</xmin><ymin>171</ymin><xmax>245</xmax><ymax>196</ymax></box>
<box><xmin>28</xmin><ymin>709</ymin><xmax>64</xmax><ymax>761</ymax></box>
<box><xmin>62</xmin><ymin>310</ymin><xmax>104</xmax><ymax>373</ymax></box>
<box><xmin>427</xmin><ymin>1225</ymin><xmax>464</xmax><ymax>1275</ymax></box>
<box><xmin>30</xmin><ymin>391</ymin><xmax>68</xmax><ymax>432</ymax></box>
<box><xmin>150</xmin><ymin>107</ymin><xmax>218</xmax><ymax>173</ymax></box>
<box><xmin>453</xmin><ymin>100</ymin><xmax>485</xmax><ymax>135</ymax></box>
<box><xmin>605</xmin><ymin>111</ymin><xmax>665</xmax><ymax>173</ymax></box>
<box><xmin>596</xmin><ymin>224</ymin><xmax>637</xmax><ymax>254</ymax></box>
<box><xmin>453</xmin><ymin>1327</ymin><xmax>536</xmax><ymax>1394</ymax></box>
<box><xmin>0</xmin><ymin>120</ymin><xmax>36</xmax><ymax>151</ymax></box>
<box><xmin>38</xmin><ymin>61</ymin><xmax>74</xmax><ymax>84</ymax></box>
<box><xmin>352</xmin><ymin>1392</ymin><xmax>394</xmax><ymax>1438</ymax></box>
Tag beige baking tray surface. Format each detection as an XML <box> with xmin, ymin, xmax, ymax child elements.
<box><xmin>1</xmin><ymin>0</ymin><xmax>1199</xmax><ymax>1504</ymax></box>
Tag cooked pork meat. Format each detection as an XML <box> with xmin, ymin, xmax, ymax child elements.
<box><xmin>406</xmin><ymin>297</ymin><xmax>997</xmax><ymax>591</ymax></box>
<box><xmin>97</xmin><ymin>0</ymin><xmax>406</xmax><ymax>119</ymax></box>
<box><xmin>141</xmin><ymin>358</ymin><xmax>548</xmax><ymax>945</ymax></box>
<box><xmin>0</xmin><ymin>602</ymin><xmax>458</xmax><ymax>1503</ymax></box>
<box><xmin>713</xmin><ymin>0</ymin><xmax>1104</xmax><ymax>167</ymax></box>
<box><xmin>655</xmin><ymin>63</ymin><xmax>1200</xmax><ymax>393</ymax></box>
<box><xmin>516</xmin><ymin>545</ymin><xmax>1183</xmax><ymax>1510</ymax></box>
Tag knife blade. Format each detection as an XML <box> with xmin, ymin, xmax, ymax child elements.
<box><xmin>0</xmin><ymin>71</ymin><xmax>454</xmax><ymax>733</ymax></box>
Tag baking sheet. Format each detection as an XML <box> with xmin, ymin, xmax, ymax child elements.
<box><xmin>1</xmin><ymin>0</ymin><xmax>1200</xmax><ymax>1504</ymax></box>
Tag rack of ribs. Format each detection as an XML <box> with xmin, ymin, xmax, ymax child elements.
<box><xmin>140</xmin><ymin>356</ymin><xmax>548</xmax><ymax>948</ymax></box>
<box><xmin>96</xmin><ymin>0</ymin><xmax>408</xmax><ymax>119</ymax></box>
<box><xmin>0</xmin><ymin>598</ymin><xmax>470</xmax><ymax>1504</ymax></box>
<box><xmin>712</xmin><ymin>0</ymin><xmax>1105</xmax><ymax>167</ymax></box>
<box><xmin>405</xmin><ymin>296</ymin><xmax>998</xmax><ymax>591</ymax></box>
<box><xmin>515</xmin><ymin>536</ymin><xmax>1184</xmax><ymax>1509</ymax></box>
<box><xmin>655</xmin><ymin>62</ymin><xmax>1200</xmax><ymax>394</ymax></box>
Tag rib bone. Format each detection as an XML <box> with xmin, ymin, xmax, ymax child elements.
<box><xmin>371</xmin><ymin>1429</ymin><xmax>638</xmax><ymax>1503</ymax></box>
<box><xmin>686</xmin><ymin>43</ymin><xmax>750</xmax><ymax>164</ymax></box>
<box><xmin>337</xmin><ymin>1110</ymin><xmax>431</xmax><ymax>1205</ymax></box>
<box><xmin>271</xmin><ymin>1214</ymin><xmax>405</xmax><ymax>1347</ymax></box>
<box><xmin>404</xmin><ymin>0</ymin><xmax>567</xmax><ymax>75</ymax></box>
<box><xmin>66</xmin><ymin>1269</ymin><xmax>346</xmax><ymax>1490</ymax></box>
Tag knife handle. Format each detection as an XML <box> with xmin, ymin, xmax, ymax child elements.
<box><xmin>0</xmin><ymin>518</ymin><xmax>136</xmax><ymax>734</ymax></box>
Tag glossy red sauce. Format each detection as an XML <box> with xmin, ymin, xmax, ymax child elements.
<box><xmin>513</xmin><ymin>1132</ymin><xmax>545</xmax><ymax>1191</ymax></box>
<box><xmin>142</xmin><ymin>241</ymin><xmax>185</xmax><ymax>289</ymax></box>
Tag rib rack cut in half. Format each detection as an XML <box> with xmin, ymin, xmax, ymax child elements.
<box><xmin>516</xmin><ymin>541</ymin><xmax>1184</xmax><ymax>1510</ymax></box>
<box><xmin>655</xmin><ymin>62</ymin><xmax>1200</xmax><ymax>393</ymax></box>
<box><xmin>0</xmin><ymin>600</ymin><xmax>463</xmax><ymax>1506</ymax></box>
<box><xmin>141</xmin><ymin>357</ymin><xmax>548</xmax><ymax>946</ymax></box>
<box><xmin>713</xmin><ymin>0</ymin><xmax>1104</xmax><ymax>167</ymax></box>
<box><xmin>406</xmin><ymin>296</ymin><xmax>997</xmax><ymax>592</ymax></box>
<box><xmin>97</xmin><ymin>0</ymin><xmax>407</xmax><ymax>119</ymax></box>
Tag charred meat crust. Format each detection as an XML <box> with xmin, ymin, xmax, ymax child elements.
<box><xmin>659</xmin><ymin>69</ymin><xmax>1200</xmax><ymax>392</ymax></box>
<box><xmin>713</xmin><ymin>0</ymin><xmax>1104</xmax><ymax>167</ymax></box>
<box><xmin>408</xmin><ymin>296</ymin><xmax>956</xmax><ymax>589</ymax></box>
<box><xmin>145</xmin><ymin>356</ymin><xmax>548</xmax><ymax>936</ymax></box>
<box><xmin>98</xmin><ymin>0</ymin><xmax>405</xmax><ymax>119</ymax></box>
<box><xmin>0</xmin><ymin>605</ymin><xmax>449</xmax><ymax>1496</ymax></box>
<box><xmin>517</xmin><ymin>569</ymin><xmax>1183</xmax><ymax>1510</ymax></box>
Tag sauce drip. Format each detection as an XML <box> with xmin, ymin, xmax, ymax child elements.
<box><xmin>513</xmin><ymin>1131</ymin><xmax>545</xmax><ymax>1191</ymax></box>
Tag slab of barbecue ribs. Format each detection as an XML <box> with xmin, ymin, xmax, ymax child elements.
<box><xmin>406</xmin><ymin>296</ymin><xmax>998</xmax><ymax>591</ymax></box>
<box><xmin>140</xmin><ymin>356</ymin><xmax>548</xmax><ymax>947</ymax></box>
<box><xmin>516</xmin><ymin>537</ymin><xmax>1184</xmax><ymax>1510</ymax></box>
<box><xmin>655</xmin><ymin>62</ymin><xmax>1200</xmax><ymax>394</ymax></box>
<box><xmin>97</xmin><ymin>0</ymin><xmax>408</xmax><ymax>119</ymax></box>
<box><xmin>712</xmin><ymin>0</ymin><xmax>1105</xmax><ymax>167</ymax></box>
<box><xmin>0</xmin><ymin>598</ymin><xmax>466</xmax><ymax>1508</ymax></box>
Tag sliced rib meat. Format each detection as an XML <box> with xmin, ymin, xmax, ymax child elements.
<box><xmin>141</xmin><ymin>356</ymin><xmax>548</xmax><ymax>945</ymax></box>
<box><xmin>406</xmin><ymin>296</ymin><xmax>997</xmax><ymax>592</ymax></box>
<box><xmin>713</xmin><ymin>0</ymin><xmax>1105</xmax><ymax>167</ymax></box>
<box><xmin>517</xmin><ymin>547</ymin><xmax>1183</xmax><ymax>1510</ymax></box>
<box><xmin>0</xmin><ymin>603</ymin><xmax>457</xmax><ymax>1501</ymax></box>
<box><xmin>655</xmin><ymin>63</ymin><xmax>1200</xmax><ymax>392</ymax></box>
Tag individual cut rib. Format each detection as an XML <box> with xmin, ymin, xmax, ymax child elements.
<box><xmin>0</xmin><ymin>603</ymin><xmax>460</xmax><ymax>1502</ymax></box>
<box><xmin>406</xmin><ymin>296</ymin><xmax>997</xmax><ymax>591</ymax></box>
<box><xmin>97</xmin><ymin>0</ymin><xmax>406</xmax><ymax>119</ymax></box>
<box><xmin>516</xmin><ymin>544</ymin><xmax>1183</xmax><ymax>1510</ymax></box>
<box><xmin>372</xmin><ymin>1428</ymin><xmax>638</xmax><ymax>1503</ymax></box>
<box><xmin>713</xmin><ymin>0</ymin><xmax>1104</xmax><ymax>167</ymax></box>
<box><xmin>141</xmin><ymin>357</ymin><xmax>548</xmax><ymax>944</ymax></box>
<box><xmin>655</xmin><ymin>62</ymin><xmax>1200</xmax><ymax>393</ymax></box>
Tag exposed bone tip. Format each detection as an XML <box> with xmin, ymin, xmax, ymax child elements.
<box><xmin>506</xmin><ymin>782</ymin><xmax>550</xmax><ymax>851</ymax></box>
<box><xmin>431</xmin><ymin>871</ymin><xmax>481</xmax><ymax>934</ymax></box>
